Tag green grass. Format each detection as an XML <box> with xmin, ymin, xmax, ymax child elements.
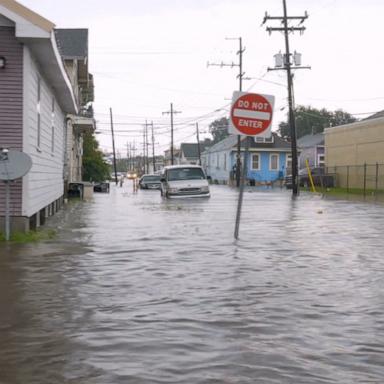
<box><xmin>300</xmin><ymin>187</ymin><xmax>384</xmax><ymax>202</ymax></box>
<box><xmin>0</xmin><ymin>229</ymin><xmax>56</xmax><ymax>243</ymax></box>
<box><xmin>301</xmin><ymin>186</ymin><xmax>384</xmax><ymax>197</ymax></box>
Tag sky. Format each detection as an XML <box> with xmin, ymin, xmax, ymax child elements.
<box><xmin>17</xmin><ymin>0</ymin><xmax>384</xmax><ymax>157</ymax></box>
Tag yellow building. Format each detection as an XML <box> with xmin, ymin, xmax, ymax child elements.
<box><xmin>324</xmin><ymin>116</ymin><xmax>384</xmax><ymax>189</ymax></box>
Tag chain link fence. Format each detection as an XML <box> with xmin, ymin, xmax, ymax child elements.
<box><xmin>325</xmin><ymin>163</ymin><xmax>384</xmax><ymax>195</ymax></box>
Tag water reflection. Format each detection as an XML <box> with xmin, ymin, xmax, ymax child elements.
<box><xmin>1</xmin><ymin>184</ymin><xmax>384</xmax><ymax>383</ymax></box>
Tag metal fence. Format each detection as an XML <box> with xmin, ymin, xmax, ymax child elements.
<box><xmin>325</xmin><ymin>163</ymin><xmax>384</xmax><ymax>195</ymax></box>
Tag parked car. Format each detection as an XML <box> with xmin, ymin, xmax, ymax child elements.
<box><xmin>160</xmin><ymin>165</ymin><xmax>210</xmax><ymax>198</ymax></box>
<box><xmin>299</xmin><ymin>167</ymin><xmax>335</xmax><ymax>188</ymax></box>
<box><xmin>139</xmin><ymin>174</ymin><xmax>161</xmax><ymax>189</ymax></box>
<box><xmin>93</xmin><ymin>182</ymin><xmax>110</xmax><ymax>193</ymax></box>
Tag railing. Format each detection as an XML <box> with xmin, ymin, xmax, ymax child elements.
<box><xmin>326</xmin><ymin>163</ymin><xmax>384</xmax><ymax>196</ymax></box>
<box><xmin>79</xmin><ymin>105</ymin><xmax>94</xmax><ymax>118</ymax></box>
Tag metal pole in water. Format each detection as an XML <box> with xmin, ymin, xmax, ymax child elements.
<box><xmin>5</xmin><ymin>180</ymin><xmax>10</xmax><ymax>241</ymax></box>
<box><xmin>234</xmin><ymin>138</ymin><xmax>249</xmax><ymax>239</ymax></box>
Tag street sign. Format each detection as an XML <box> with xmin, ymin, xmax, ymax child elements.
<box><xmin>0</xmin><ymin>150</ymin><xmax>32</xmax><ymax>180</ymax></box>
<box><xmin>229</xmin><ymin>91</ymin><xmax>275</xmax><ymax>137</ymax></box>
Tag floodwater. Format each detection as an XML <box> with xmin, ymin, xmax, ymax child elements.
<box><xmin>1</xmin><ymin>183</ymin><xmax>384</xmax><ymax>384</ymax></box>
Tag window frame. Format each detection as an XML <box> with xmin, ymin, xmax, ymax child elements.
<box><xmin>251</xmin><ymin>153</ymin><xmax>261</xmax><ymax>171</ymax></box>
<box><xmin>269</xmin><ymin>153</ymin><xmax>279</xmax><ymax>171</ymax></box>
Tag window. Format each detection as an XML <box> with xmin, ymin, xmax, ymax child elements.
<box><xmin>37</xmin><ymin>77</ymin><xmax>41</xmax><ymax>148</ymax></box>
<box><xmin>51</xmin><ymin>97</ymin><xmax>55</xmax><ymax>153</ymax></box>
<box><xmin>255</xmin><ymin>136</ymin><xmax>274</xmax><ymax>143</ymax></box>
<box><xmin>286</xmin><ymin>154</ymin><xmax>292</xmax><ymax>175</ymax></box>
<box><xmin>270</xmin><ymin>153</ymin><xmax>279</xmax><ymax>170</ymax></box>
<box><xmin>318</xmin><ymin>154</ymin><xmax>325</xmax><ymax>167</ymax></box>
<box><xmin>168</xmin><ymin>167</ymin><xmax>205</xmax><ymax>181</ymax></box>
<box><xmin>251</xmin><ymin>153</ymin><xmax>260</xmax><ymax>170</ymax></box>
<box><xmin>216</xmin><ymin>153</ymin><xmax>219</xmax><ymax>169</ymax></box>
<box><xmin>223</xmin><ymin>153</ymin><xmax>227</xmax><ymax>170</ymax></box>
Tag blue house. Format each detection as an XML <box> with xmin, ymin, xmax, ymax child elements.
<box><xmin>201</xmin><ymin>133</ymin><xmax>292</xmax><ymax>185</ymax></box>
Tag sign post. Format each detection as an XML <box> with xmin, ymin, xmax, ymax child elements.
<box><xmin>0</xmin><ymin>149</ymin><xmax>32</xmax><ymax>241</ymax></box>
<box><xmin>229</xmin><ymin>92</ymin><xmax>275</xmax><ymax>239</ymax></box>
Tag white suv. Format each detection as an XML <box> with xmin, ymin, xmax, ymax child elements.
<box><xmin>160</xmin><ymin>165</ymin><xmax>210</xmax><ymax>198</ymax></box>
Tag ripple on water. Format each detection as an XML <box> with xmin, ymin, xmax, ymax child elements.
<box><xmin>1</xmin><ymin>185</ymin><xmax>384</xmax><ymax>383</ymax></box>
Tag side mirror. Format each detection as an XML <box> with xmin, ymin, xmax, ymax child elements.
<box><xmin>160</xmin><ymin>177</ymin><xmax>166</xmax><ymax>182</ymax></box>
<box><xmin>206</xmin><ymin>175</ymin><xmax>212</xmax><ymax>180</ymax></box>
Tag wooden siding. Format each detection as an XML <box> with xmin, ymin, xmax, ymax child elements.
<box><xmin>22</xmin><ymin>47</ymin><xmax>66</xmax><ymax>217</ymax></box>
<box><xmin>0</xmin><ymin>26</ymin><xmax>23</xmax><ymax>216</ymax></box>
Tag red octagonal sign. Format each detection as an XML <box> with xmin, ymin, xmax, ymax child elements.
<box><xmin>230</xmin><ymin>92</ymin><xmax>275</xmax><ymax>137</ymax></box>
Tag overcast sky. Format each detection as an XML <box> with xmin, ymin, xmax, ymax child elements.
<box><xmin>18</xmin><ymin>0</ymin><xmax>384</xmax><ymax>156</ymax></box>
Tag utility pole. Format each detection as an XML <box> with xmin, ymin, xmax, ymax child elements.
<box><xmin>263</xmin><ymin>1</ymin><xmax>310</xmax><ymax>196</ymax></box>
<box><xmin>145</xmin><ymin>120</ymin><xmax>149</xmax><ymax>173</ymax></box>
<box><xmin>132</xmin><ymin>141</ymin><xmax>136</xmax><ymax>172</ymax></box>
<box><xmin>110</xmin><ymin>107</ymin><xmax>118</xmax><ymax>185</ymax></box>
<box><xmin>151</xmin><ymin>121</ymin><xmax>156</xmax><ymax>172</ymax></box>
<box><xmin>129</xmin><ymin>143</ymin><xmax>132</xmax><ymax>171</ymax></box>
<box><xmin>142</xmin><ymin>125</ymin><xmax>146</xmax><ymax>174</ymax></box>
<box><xmin>196</xmin><ymin>122</ymin><xmax>201</xmax><ymax>165</ymax></box>
<box><xmin>127</xmin><ymin>141</ymin><xmax>131</xmax><ymax>171</ymax></box>
<box><xmin>208</xmin><ymin>37</ymin><xmax>245</xmax><ymax>187</ymax></box>
<box><xmin>162</xmin><ymin>103</ymin><xmax>181</xmax><ymax>165</ymax></box>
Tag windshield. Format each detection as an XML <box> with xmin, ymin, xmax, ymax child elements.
<box><xmin>142</xmin><ymin>175</ymin><xmax>160</xmax><ymax>182</ymax></box>
<box><xmin>167</xmin><ymin>168</ymin><xmax>206</xmax><ymax>181</ymax></box>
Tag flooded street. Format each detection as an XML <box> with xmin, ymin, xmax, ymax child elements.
<box><xmin>1</xmin><ymin>183</ymin><xmax>384</xmax><ymax>384</ymax></box>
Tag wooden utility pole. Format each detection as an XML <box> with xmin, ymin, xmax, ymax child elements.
<box><xmin>235</xmin><ymin>37</ymin><xmax>245</xmax><ymax>188</ymax></box>
<box><xmin>163</xmin><ymin>103</ymin><xmax>181</xmax><ymax>165</ymax></box>
<box><xmin>110</xmin><ymin>107</ymin><xmax>118</xmax><ymax>185</ymax></box>
<box><xmin>126</xmin><ymin>142</ymin><xmax>130</xmax><ymax>171</ymax></box>
<box><xmin>131</xmin><ymin>141</ymin><xmax>136</xmax><ymax>172</ymax></box>
<box><xmin>196</xmin><ymin>123</ymin><xmax>201</xmax><ymax>165</ymax></box>
<box><xmin>208</xmin><ymin>37</ymin><xmax>245</xmax><ymax>187</ymax></box>
<box><xmin>151</xmin><ymin>121</ymin><xmax>156</xmax><ymax>172</ymax></box>
<box><xmin>263</xmin><ymin>0</ymin><xmax>309</xmax><ymax>196</ymax></box>
<box><xmin>142</xmin><ymin>125</ymin><xmax>146</xmax><ymax>174</ymax></box>
<box><xmin>145</xmin><ymin>120</ymin><xmax>149</xmax><ymax>173</ymax></box>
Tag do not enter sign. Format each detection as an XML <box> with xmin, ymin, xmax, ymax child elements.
<box><xmin>229</xmin><ymin>92</ymin><xmax>275</xmax><ymax>137</ymax></box>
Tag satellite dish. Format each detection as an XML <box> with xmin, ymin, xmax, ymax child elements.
<box><xmin>0</xmin><ymin>150</ymin><xmax>32</xmax><ymax>181</ymax></box>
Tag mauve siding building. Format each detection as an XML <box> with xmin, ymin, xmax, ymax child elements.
<box><xmin>0</xmin><ymin>0</ymin><xmax>88</xmax><ymax>232</ymax></box>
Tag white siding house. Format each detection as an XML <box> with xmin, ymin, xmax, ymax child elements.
<box><xmin>22</xmin><ymin>48</ymin><xmax>68</xmax><ymax>220</ymax></box>
<box><xmin>0</xmin><ymin>1</ymin><xmax>94</xmax><ymax>232</ymax></box>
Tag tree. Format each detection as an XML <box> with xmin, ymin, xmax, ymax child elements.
<box><xmin>209</xmin><ymin>117</ymin><xmax>229</xmax><ymax>144</ymax></box>
<box><xmin>278</xmin><ymin>105</ymin><xmax>358</xmax><ymax>139</ymax></box>
<box><xmin>82</xmin><ymin>132</ymin><xmax>110</xmax><ymax>182</ymax></box>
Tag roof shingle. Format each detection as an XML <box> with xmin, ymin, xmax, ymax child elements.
<box><xmin>55</xmin><ymin>29</ymin><xmax>88</xmax><ymax>59</ymax></box>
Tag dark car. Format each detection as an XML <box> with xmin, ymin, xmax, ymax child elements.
<box><xmin>284</xmin><ymin>168</ymin><xmax>336</xmax><ymax>189</ymax></box>
<box><xmin>93</xmin><ymin>182</ymin><xmax>110</xmax><ymax>193</ymax></box>
<box><xmin>299</xmin><ymin>167</ymin><xmax>336</xmax><ymax>188</ymax></box>
<box><xmin>139</xmin><ymin>174</ymin><xmax>161</xmax><ymax>189</ymax></box>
